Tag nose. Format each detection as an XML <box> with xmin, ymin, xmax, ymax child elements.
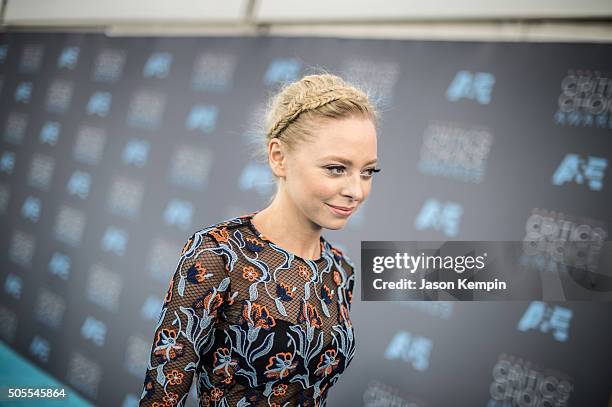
<box><xmin>341</xmin><ymin>172</ymin><xmax>365</xmax><ymax>203</ymax></box>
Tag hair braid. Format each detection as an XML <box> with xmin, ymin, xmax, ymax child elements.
<box><xmin>267</xmin><ymin>75</ymin><xmax>371</xmax><ymax>140</ymax></box>
<box><xmin>252</xmin><ymin>72</ymin><xmax>379</xmax><ymax>204</ymax></box>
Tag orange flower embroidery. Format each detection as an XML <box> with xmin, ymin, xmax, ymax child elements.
<box><xmin>298</xmin><ymin>264</ymin><xmax>311</xmax><ymax>280</ymax></box>
<box><xmin>162</xmin><ymin>392</ymin><xmax>179</xmax><ymax>406</ymax></box>
<box><xmin>242</xmin><ymin>265</ymin><xmax>260</xmax><ymax>282</ymax></box>
<box><xmin>265</xmin><ymin>352</ymin><xmax>297</xmax><ymax>379</ymax></box>
<box><xmin>193</xmin><ymin>290</ymin><xmax>224</xmax><ymax>314</ymax></box>
<box><xmin>244</xmin><ymin>235</ymin><xmax>265</xmax><ymax>252</ymax></box>
<box><xmin>315</xmin><ymin>349</ymin><xmax>339</xmax><ymax>377</ymax></box>
<box><xmin>210</xmin><ymin>387</ymin><xmax>224</xmax><ymax>401</ymax></box>
<box><xmin>209</xmin><ymin>227</ymin><xmax>229</xmax><ymax>243</ymax></box>
<box><xmin>272</xmin><ymin>384</ymin><xmax>287</xmax><ymax>397</ymax></box>
<box><xmin>187</xmin><ymin>260</ymin><xmax>209</xmax><ymax>284</ymax></box>
<box><xmin>333</xmin><ymin>271</ymin><xmax>342</xmax><ymax>285</ymax></box>
<box><xmin>195</xmin><ymin>260</ymin><xmax>207</xmax><ymax>278</ymax></box>
<box><xmin>276</xmin><ymin>282</ymin><xmax>293</xmax><ymax>302</ymax></box>
<box><xmin>241</xmin><ymin>302</ymin><xmax>276</xmax><ymax>330</ymax></box>
<box><xmin>213</xmin><ymin>347</ymin><xmax>239</xmax><ymax>382</ymax></box>
<box><xmin>153</xmin><ymin>328</ymin><xmax>184</xmax><ymax>361</ymax></box>
<box><xmin>166</xmin><ymin>369</ymin><xmax>184</xmax><ymax>385</ymax></box>
<box><xmin>298</xmin><ymin>302</ymin><xmax>322</xmax><ymax>329</ymax></box>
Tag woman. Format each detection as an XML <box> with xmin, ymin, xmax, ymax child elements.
<box><xmin>139</xmin><ymin>73</ymin><xmax>380</xmax><ymax>406</ymax></box>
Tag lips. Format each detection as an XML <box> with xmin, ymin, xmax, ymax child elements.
<box><xmin>326</xmin><ymin>204</ymin><xmax>354</xmax><ymax>218</ymax></box>
<box><xmin>327</xmin><ymin>204</ymin><xmax>355</xmax><ymax>211</ymax></box>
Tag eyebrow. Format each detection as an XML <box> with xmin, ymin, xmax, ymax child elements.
<box><xmin>322</xmin><ymin>155</ymin><xmax>378</xmax><ymax>166</ymax></box>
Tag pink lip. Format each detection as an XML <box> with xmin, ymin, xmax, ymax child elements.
<box><xmin>326</xmin><ymin>203</ymin><xmax>355</xmax><ymax>216</ymax></box>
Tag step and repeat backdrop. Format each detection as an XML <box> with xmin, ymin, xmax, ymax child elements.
<box><xmin>0</xmin><ymin>32</ymin><xmax>611</xmax><ymax>406</ymax></box>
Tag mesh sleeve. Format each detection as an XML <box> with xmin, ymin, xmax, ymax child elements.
<box><xmin>139</xmin><ymin>232</ymin><xmax>229</xmax><ymax>406</ymax></box>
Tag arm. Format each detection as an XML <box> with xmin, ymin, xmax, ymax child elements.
<box><xmin>139</xmin><ymin>232</ymin><xmax>229</xmax><ymax>406</ymax></box>
<box><xmin>341</xmin><ymin>254</ymin><xmax>356</xmax><ymax>312</ymax></box>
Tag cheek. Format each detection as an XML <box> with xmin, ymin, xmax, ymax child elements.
<box><xmin>362</xmin><ymin>181</ymin><xmax>373</xmax><ymax>198</ymax></box>
<box><xmin>311</xmin><ymin>177</ymin><xmax>341</xmax><ymax>200</ymax></box>
<box><xmin>290</xmin><ymin>170</ymin><xmax>335</xmax><ymax>200</ymax></box>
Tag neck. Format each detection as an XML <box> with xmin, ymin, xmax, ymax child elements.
<box><xmin>251</xmin><ymin>192</ymin><xmax>323</xmax><ymax>260</ymax></box>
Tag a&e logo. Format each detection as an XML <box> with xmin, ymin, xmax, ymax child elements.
<box><xmin>552</xmin><ymin>154</ymin><xmax>607</xmax><ymax>191</ymax></box>
<box><xmin>446</xmin><ymin>70</ymin><xmax>496</xmax><ymax>104</ymax></box>
<box><xmin>517</xmin><ymin>301</ymin><xmax>572</xmax><ymax>342</ymax></box>
<box><xmin>415</xmin><ymin>198</ymin><xmax>463</xmax><ymax>237</ymax></box>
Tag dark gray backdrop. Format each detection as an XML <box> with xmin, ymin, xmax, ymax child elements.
<box><xmin>0</xmin><ymin>32</ymin><xmax>611</xmax><ymax>406</ymax></box>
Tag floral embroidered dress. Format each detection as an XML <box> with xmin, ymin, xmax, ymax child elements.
<box><xmin>139</xmin><ymin>211</ymin><xmax>356</xmax><ymax>407</ymax></box>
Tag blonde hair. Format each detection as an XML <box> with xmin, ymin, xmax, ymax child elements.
<box><xmin>252</xmin><ymin>71</ymin><xmax>380</xmax><ymax>204</ymax></box>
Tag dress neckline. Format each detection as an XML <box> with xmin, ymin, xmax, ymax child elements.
<box><xmin>243</xmin><ymin>210</ymin><xmax>330</xmax><ymax>263</ymax></box>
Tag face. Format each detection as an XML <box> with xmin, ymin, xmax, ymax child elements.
<box><xmin>273</xmin><ymin>116</ymin><xmax>378</xmax><ymax>230</ymax></box>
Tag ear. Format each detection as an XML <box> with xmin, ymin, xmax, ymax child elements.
<box><xmin>268</xmin><ymin>138</ymin><xmax>287</xmax><ymax>178</ymax></box>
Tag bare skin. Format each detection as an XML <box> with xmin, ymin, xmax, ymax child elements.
<box><xmin>251</xmin><ymin>116</ymin><xmax>378</xmax><ymax>260</ymax></box>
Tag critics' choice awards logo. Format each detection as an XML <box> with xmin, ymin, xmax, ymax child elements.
<box><xmin>554</xmin><ymin>70</ymin><xmax>612</xmax><ymax>130</ymax></box>
<box><xmin>19</xmin><ymin>43</ymin><xmax>44</xmax><ymax>74</ymax></box>
<box><xmin>487</xmin><ymin>355</ymin><xmax>573</xmax><ymax>407</ymax></box>
<box><xmin>418</xmin><ymin>121</ymin><xmax>493</xmax><ymax>183</ymax></box>
<box><xmin>190</xmin><ymin>52</ymin><xmax>237</xmax><ymax>92</ymax></box>
<box><xmin>363</xmin><ymin>380</ymin><xmax>427</xmax><ymax>407</ymax></box>
<box><xmin>520</xmin><ymin>209</ymin><xmax>608</xmax><ymax>286</ymax></box>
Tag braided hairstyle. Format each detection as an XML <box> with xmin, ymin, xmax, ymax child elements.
<box><xmin>255</xmin><ymin>72</ymin><xmax>379</xmax><ymax>204</ymax></box>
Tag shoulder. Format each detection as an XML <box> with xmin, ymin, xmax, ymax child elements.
<box><xmin>177</xmin><ymin>220</ymin><xmax>241</xmax><ymax>284</ymax></box>
<box><xmin>183</xmin><ymin>213</ymin><xmax>253</xmax><ymax>255</ymax></box>
<box><xmin>200</xmin><ymin>213</ymin><xmax>252</xmax><ymax>236</ymax></box>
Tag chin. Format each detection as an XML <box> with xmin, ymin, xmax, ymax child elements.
<box><xmin>319</xmin><ymin>203</ymin><xmax>353</xmax><ymax>230</ymax></box>
<box><xmin>325</xmin><ymin>222</ymin><xmax>346</xmax><ymax>231</ymax></box>
<box><xmin>323</xmin><ymin>216</ymin><xmax>349</xmax><ymax>230</ymax></box>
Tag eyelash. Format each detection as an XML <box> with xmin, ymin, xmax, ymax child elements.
<box><xmin>325</xmin><ymin>165</ymin><xmax>381</xmax><ymax>178</ymax></box>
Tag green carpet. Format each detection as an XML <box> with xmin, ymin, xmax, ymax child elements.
<box><xmin>0</xmin><ymin>341</ymin><xmax>94</xmax><ymax>406</ymax></box>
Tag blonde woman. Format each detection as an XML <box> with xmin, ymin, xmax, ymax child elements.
<box><xmin>139</xmin><ymin>73</ymin><xmax>381</xmax><ymax>406</ymax></box>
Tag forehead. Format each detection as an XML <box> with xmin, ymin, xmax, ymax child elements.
<box><xmin>303</xmin><ymin>117</ymin><xmax>377</xmax><ymax>159</ymax></box>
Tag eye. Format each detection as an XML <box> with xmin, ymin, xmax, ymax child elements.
<box><xmin>362</xmin><ymin>167</ymin><xmax>382</xmax><ymax>178</ymax></box>
<box><xmin>325</xmin><ymin>165</ymin><xmax>346</xmax><ymax>176</ymax></box>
